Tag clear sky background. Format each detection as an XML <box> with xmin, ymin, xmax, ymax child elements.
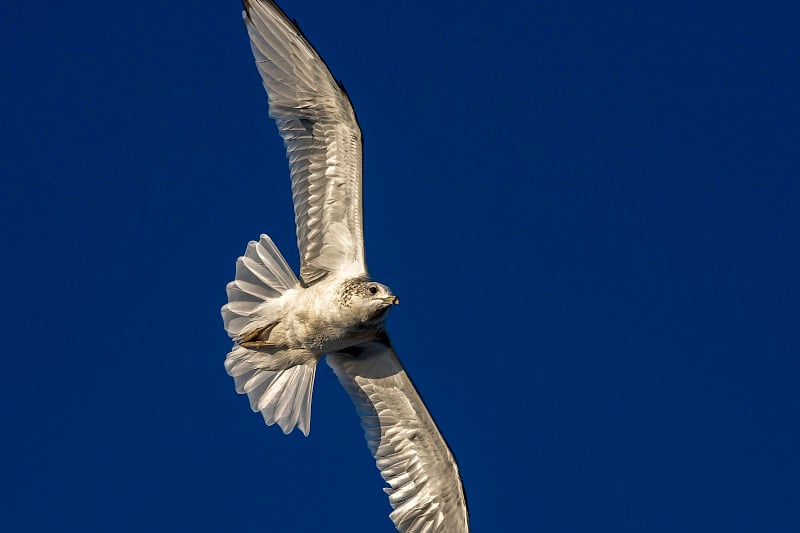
<box><xmin>1</xmin><ymin>1</ymin><xmax>798</xmax><ymax>531</ymax></box>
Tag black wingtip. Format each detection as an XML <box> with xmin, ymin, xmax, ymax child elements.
<box><xmin>241</xmin><ymin>0</ymin><xmax>252</xmax><ymax>22</ymax></box>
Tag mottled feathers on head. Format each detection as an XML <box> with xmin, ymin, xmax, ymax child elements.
<box><xmin>338</xmin><ymin>276</ymin><xmax>372</xmax><ymax>307</ymax></box>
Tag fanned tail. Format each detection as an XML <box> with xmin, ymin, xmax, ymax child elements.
<box><xmin>221</xmin><ymin>234</ymin><xmax>318</xmax><ymax>436</ymax></box>
<box><xmin>221</xmin><ymin>234</ymin><xmax>298</xmax><ymax>340</ymax></box>
<box><xmin>225</xmin><ymin>347</ymin><xmax>317</xmax><ymax>436</ymax></box>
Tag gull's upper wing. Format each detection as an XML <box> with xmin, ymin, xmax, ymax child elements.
<box><xmin>327</xmin><ymin>334</ymin><xmax>470</xmax><ymax>533</ymax></box>
<box><xmin>243</xmin><ymin>0</ymin><xmax>365</xmax><ymax>285</ymax></box>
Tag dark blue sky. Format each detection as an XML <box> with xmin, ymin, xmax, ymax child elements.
<box><xmin>2</xmin><ymin>1</ymin><xmax>798</xmax><ymax>531</ymax></box>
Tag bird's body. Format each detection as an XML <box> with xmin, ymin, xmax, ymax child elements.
<box><xmin>242</xmin><ymin>271</ymin><xmax>396</xmax><ymax>356</ymax></box>
<box><xmin>221</xmin><ymin>1</ymin><xmax>469</xmax><ymax>531</ymax></box>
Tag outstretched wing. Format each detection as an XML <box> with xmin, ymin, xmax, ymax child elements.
<box><xmin>327</xmin><ymin>334</ymin><xmax>470</xmax><ymax>533</ymax></box>
<box><xmin>243</xmin><ymin>0</ymin><xmax>365</xmax><ymax>285</ymax></box>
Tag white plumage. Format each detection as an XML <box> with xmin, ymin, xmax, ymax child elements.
<box><xmin>221</xmin><ymin>2</ymin><xmax>469</xmax><ymax>531</ymax></box>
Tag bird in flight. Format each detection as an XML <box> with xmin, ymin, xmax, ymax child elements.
<box><xmin>220</xmin><ymin>1</ymin><xmax>470</xmax><ymax>531</ymax></box>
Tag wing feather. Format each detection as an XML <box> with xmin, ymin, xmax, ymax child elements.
<box><xmin>328</xmin><ymin>335</ymin><xmax>470</xmax><ymax>533</ymax></box>
<box><xmin>243</xmin><ymin>0</ymin><xmax>365</xmax><ymax>285</ymax></box>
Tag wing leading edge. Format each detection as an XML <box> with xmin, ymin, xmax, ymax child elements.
<box><xmin>243</xmin><ymin>0</ymin><xmax>366</xmax><ymax>285</ymax></box>
<box><xmin>328</xmin><ymin>334</ymin><xmax>470</xmax><ymax>533</ymax></box>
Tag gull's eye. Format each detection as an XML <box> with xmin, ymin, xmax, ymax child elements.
<box><xmin>369</xmin><ymin>285</ymin><xmax>378</xmax><ymax>295</ymax></box>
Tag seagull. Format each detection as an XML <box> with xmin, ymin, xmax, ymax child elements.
<box><xmin>220</xmin><ymin>1</ymin><xmax>470</xmax><ymax>531</ymax></box>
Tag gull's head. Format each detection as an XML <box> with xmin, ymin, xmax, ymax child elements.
<box><xmin>339</xmin><ymin>277</ymin><xmax>399</xmax><ymax>321</ymax></box>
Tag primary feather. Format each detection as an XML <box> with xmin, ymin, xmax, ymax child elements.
<box><xmin>328</xmin><ymin>335</ymin><xmax>469</xmax><ymax>532</ymax></box>
<box><xmin>244</xmin><ymin>0</ymin><xmax>365</xmax><ymax>286</ymax></box>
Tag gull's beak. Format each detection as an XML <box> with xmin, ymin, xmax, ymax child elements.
<box><xmin>383</xmin><ymin>296</ymin><xmax>399</xmax><ymax>305</ymax></box>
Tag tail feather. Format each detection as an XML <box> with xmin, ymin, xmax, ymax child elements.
<box><xmin>222</xmin><ymin>234</ymin><xmax>317</xmax><ymax>436</ymax></box>
<box><xmin>225</xmin><ymin>347</ymin><xmax>317</xmax><ymax>436</ymax></box>
<box><xmin>235</xmin><ymin>238</ymin><xmax>296</xmax><ymax>294</ymax></box>
<box><xmin>222</xmin><ymin>234</ymin><xmax>299</xmax><ymax>340</ymax></box>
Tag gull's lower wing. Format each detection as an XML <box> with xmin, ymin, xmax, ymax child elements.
<box><xmin>327</xmin><ymin>334</ymin><xmax>470</xmax><ymax>533</ymax></box>
<box><xmin>243</xmin><ymin>0</ymin><xmax>365</xmax><ymax>285</ymax></box>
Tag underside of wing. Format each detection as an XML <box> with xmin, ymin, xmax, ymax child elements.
<box><xmin>243</xmin><ymin>0</ymin><xmax>365</xmax><ymax>285</ymax></box>
<box><xmin>327</xmin><ymin>334</ymin><xmax>470</xmax><ymax>533</ymax></box>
